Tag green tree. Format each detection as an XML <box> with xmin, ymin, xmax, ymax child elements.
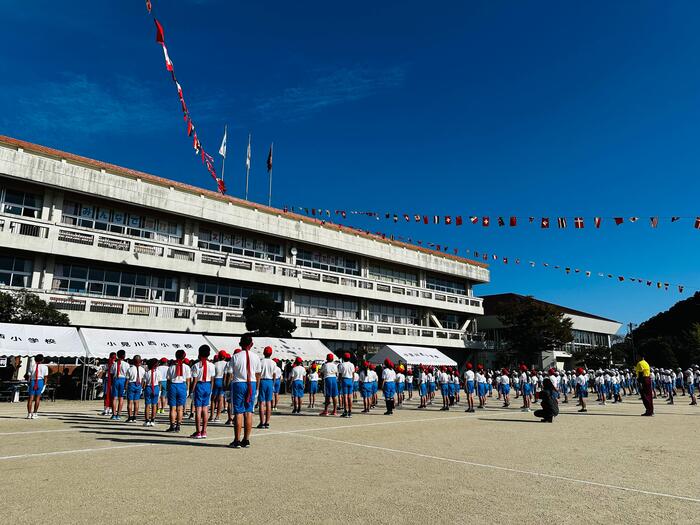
<box><xmin>0</xmin><ymin>290</ymin><xmax>69</xmax><ymax>326</ymax></box>
<box><xmin>498</xmin><ymin>296</ymin><xmax>573</xmax><ymax>365</ymax></box>
<box><xmin>243</xmin><ymin>293</ymin><xmax>296</xmax><ymax>338</ymax></box>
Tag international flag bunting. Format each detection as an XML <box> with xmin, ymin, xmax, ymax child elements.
<box><xmin>154</xmin><ymin>19</ymin><xmax>165</xmax><ymax>44</ymax></box>
<box><xmin>557</xmin><ymin>217</ymin><xmax>567</xmax><ymax>228</ymax></box>
<box><xmin>672</xmin><ymin>217</ymin><xmax>680</xmax><ymax>222</ymax></box>
<box><xmin>145</xmin><ymin>1</ymin><xmax>152</xmax><ymax>14</ymax></box>
<box><xmin>482</xmin><ymin>217</ymin><xmax>490</xmax><ymax>227</ymax></box>
<box><xmin>267</xmin><ymin>144</ymin><xmax>273</xmax><ymax>173</ymax></box>
<box><xmin>614</xmin><ymin>217</ymin><xmax>624</xmax><ymax>225</ymax></box>
<box><xmin>445</xmin><ymin>216</ymin><xmax>452</xmax><ymax>225</ymax></box>
<box><xmin>510</xmin><ymin>216</ymin><xmax>517</xmax><ymax>227</ymax></box>
<box><xmin>574</xmin><ymin>217</ymin><xmax>584</xmax><ymax>229</ymax></box>
<box><xmin>433</xmin><ymin>216</ymin><xmax>439</xmax><ymax>224</ymax></box>
<box><xmin>414</xmin><ymin>214</ymin><xmax>421</xmax><ymax>222</ymax></box>
<box><xmin>594</xmin><ymin>217</ymin><xmax>602</xmax><ymax>228</ymax></box>
<box><xmin>456</xmin><ymin>216</ymin><xmax>463</xmax><ymax>226</ymax></box>
<box><xmin>403</xmin><ymin>214</ymin><xmax>410</xmax><ymax>222</ymax></box>
<box><xmin>541</xmin><ymin>218</ymin><xmax>550</xmax><ymax>229</ymax></box>
<box><xmin>650</xmin><ymin>217</ymin><xmax>658</xmax><ymax>228</ymax></box>
<box><xmin>470</xmin><ymin>216</ymin><xmax>478</xmax><ymax>224</ymax></box>
<box><xmin>695</xmin><ymin>217</ymin><xmax>700</xmax><ymax>229</ymax></box>
<box><xmin>497</xmin><ymin>217</ymin><xmax>505</xmax><ymax>227</ymax></box>
<box><xmin>629</xmin><ymin>217</ymin><xmax>639</xmax><ymax>223</ymax></box>
<box><xmin>423</xmin><ymin>216</ymin><xmax>429</xmax><ymax>224</ymax></box>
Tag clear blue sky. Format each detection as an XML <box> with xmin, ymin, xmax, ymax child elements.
<box><xmin>2</xmin><ymin>1</ymin><xmax>699</xmax><ymax>328</ymax></box>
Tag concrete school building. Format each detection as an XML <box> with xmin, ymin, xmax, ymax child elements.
<box><xmin>474</xmin><ymin>293</ymin><xmax>622</xmax><ymax>369</ymax></box>
<box><xmin>0</xmin><ymin>135</ymin><xmax>489</xmax><ymax>358</ymax></box>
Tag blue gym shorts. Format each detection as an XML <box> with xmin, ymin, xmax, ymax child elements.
<box><xmin>324</xmin><ymin>377</ymin><xmax>339</xmax><ymax>398</ymax></box>
<box><xmin>144</xmin><ymin>386</ymin><xmax>160</xmax><ymax>405</ymax></box>
<box><xmin>194</xmin><ymin>382</ymin><xmax>212</xmax><ymax>408</ymax></box>
<box><xmin>310</xmin><ymin>381</ymin><xmax>318</xmax><ymax>394</ymax></box>
<box><xmin>28</xmin><ymin>379</ymin><xmax>44</xmax><ymax>397</ymax></box>
<box><xmin>292</xmin><ymin>379</ymin><xmax>304</xmax><ymax>398</ymax></box>
<box><xmin>341</xmin><ymin>377</ymin><xmax>353</xmax><ymax>395</ymax></box>
<box><xmin>502</xmin><ymin>384</ymin><xmax>511</xmax><ymax>395</ymax></box>
<box><xmin>212</xmin><ymin>378</ymin><xmax>225</xmax><ymax>397</ymax></box>
<box><xmin>168</xmin><ymin>382</ymin><xmax>187</xmax><ymax>407</ymax></box>
<box><xmin>383</xmin><ymin>381</ymin><xmax>396</xmax><ymax>399</ymax></box>
<box><xmin>127</xmin><ymin>383</ymin><xmax>142</xmax><ymax>401</ymax></box>
<box><xmin>231</xmin><ymin>382</ymin><xmax>256</xmax><ymax>415</ymax></box>
<box><xmin>258</xmin><ymin>378</ymin><xmax>274</xmax><ymax>402</ymax></box>
<box><xmin>111</xmin><ymin>377</ymin><xmax>127</xmax><ymax>399</ymax></box>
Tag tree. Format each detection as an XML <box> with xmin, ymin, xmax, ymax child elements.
<box><xmin>0</xmin><ymin>289</ymin><xmax>69</xmax><ymax>326</ymax></box>
<box><xmin>243</xmin><ymin>293</ymin><xmax>296</xmax><ymax>338</ymax></box>
<box><xmin>498</xmin><ymin>296</ymin><xmax>573</xmax><ymax>366</ymax></box>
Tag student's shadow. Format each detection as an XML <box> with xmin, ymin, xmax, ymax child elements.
<box><xmin>96</xmin><ymin>436</ymin><xmax>230</xmax><ymax>448</ymax></box>
<box><xmin>477</xmin><ymin>418</ymin><xmax>542</xmax><ymax>424</ymax></box>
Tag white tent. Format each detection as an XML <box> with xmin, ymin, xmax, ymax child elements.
<box><xmin>204</xmin><ymin>335</ymin><xmax>334</xmax><ymax>362</ymax></box>
<box><xmin>80</xmin><ymin>328</ymin><xmax>210</xmax><ymax>360</ymax></box>
<box><xmin>369</xmin><ymin>345</ymin><xmax>457</xmax><ymax>367</ymax></box>
<box><xmin>0</xmin><ymin>323</ymin><xmax>87</xmax><ymax>357</ymax></box>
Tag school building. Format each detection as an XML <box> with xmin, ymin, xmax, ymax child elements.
<box><xmin>0</xmin><ymin>135</ymin><xmax>490</xmax><ymax>359</ymax></box>
<box><xmin>474</xmin><ymin>293</ymin><xmax>622</xmax><ymax>369</ymax></box>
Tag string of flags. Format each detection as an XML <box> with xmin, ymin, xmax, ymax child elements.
<box><xmin>284</xmin><ymin>207</ymin><xmax>700</xmax><ymax>230</ymax></box>
<box><xmin>281</xmin><ymin>207</ymin><xmax>690</xmax><ymax>294</ymax></box>
<box><xmin>145</xmin><ymin>1</ymin><xmax>225</xmax><ymax>194</ymax></box>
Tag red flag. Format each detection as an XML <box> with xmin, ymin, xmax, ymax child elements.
<box><xmin>455</xmin><ymin>216</ymin><xmax>463</xmax><ymax>226</ymax></box>
<box><xmin>154</xmin><ymin>19</ymin><xmax>165</xmax><ymax>45</ymax></box>
<box><xmin>594</xmin><ymin>217</ymin><xmax>602</xmax><ymax>228</ymax></box>
<box><xmin>541</xmin><ymin>217</ymin><xmax>550</xmax><ymax>229</ymax></box>
<box><xmin>614</xmin><ymin>217</ymin><xmax>624</xmax><ymax>225</ymax></box>
<box><xmin>267</xmin><ymin>145</ymin><xmax>273</xmax><ymax>173</ymax></box>
<box><xmin>186</xmin><ymin>118</ymin><xmax>194</xmax><ymax>136</ymax></box>
<box><xmin>482</xmin><ymin>217</ymin><xmax>490</xmax><ymax>227</ymax></box>
<box><xmin>650</xmin><ymin>217</ymin><xmax>658</xmax><ymax>228</ymax></box>
<box><xmin>509</xmin><ymin>216</ymin><xmax>517</xmax><ymax>227</ymax></box>
<box><xmin>695</xmin><ymin>217</ymin><xmax>700</xmax><ymax>229</ymax></box>
<box><xmin>574</xmin><ymin>217</ymin><xmax>584</xmax><ymax>229</ymax></box>
<box><xmin>423</xmin><ymin>216</ymin><xmax>429</xmax><ymax>224</ymax></box>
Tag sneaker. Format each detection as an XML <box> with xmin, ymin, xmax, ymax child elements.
<box><xmin>125</xmin><ymin>417</ymin><xmax>133</xmax><ymax>423</ymax></box>
<box><xmin>256</xmin><ymin>423</ymin><xmax>265</xmax><ymax>429</ymax></box>
<box><xmin>190</xmin><ymin>432</ymin><xmax>202</xmax><ymax>439</ymax></box>
<box><xmin>143</xmin><ymin>421</ymin><xmax>150</xmax><ymax>427</ymax></box>
<box><xmin>165</xmin><ymin>425</ymin><xmax>176</xmax><ymax>432</ymax></box>
<box><xmin>26</xmin><ymin>413</ymin><xmax>32</xmax><ymax>419</ymax></box>
<box><xmin>188</xmin><ymin>413</ymin><xmax>194</xmax><ymax>419</ymax></box>
<box><xmin>200</xmin><ymin>432</ymin><xmax>207</xmax><ymax>438</ymax></box>
<box><xmin>240</xmin><ymin>438</ymin><xmax>250</xmax><ymax>448</ymax></box>
<box><xmin>229</xmin><ymin>440</ymin><xmax>241</xmax><ymax>448</ymax></box>
<box><xmin>319</xmin><ymin>411</ymin><xmax>328</xmax><ymax>416</ymax></box>
<box><xmin>578</xmin><ymin>408</ymin><xmax>587</xmax><ymax>413</ymax></box>
<box><xmin>263</xmin><ymin>423</ymin><xmax>270</xmax><ymax>429</ymax></box>
<box><xmin>347</xmin><ymin>413</ymin><xmax>352</xmax><ymax>418</ymax></box>
<box><xmin>340</xmin><ymin>412</ymin><xmax>348</xmax><ymax>418</ymax></box>
<box><xmin>212</xmin><ymin>417</ymin><xmax>220</xmax><ymax>422</ymax></box>
<box><xmin>225</xmin><ymin>419</ymin><xmax>233</xmax><ymax>426</ymax></box>
<box><xmin>175</xmin><ymin>424</ymin><xmax>181</xmax><ymax>433</ymax></box>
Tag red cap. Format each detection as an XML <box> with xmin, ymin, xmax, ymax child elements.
<box><xmin>294</xmin><ymin>357</ymin><xmax>303</xmax><ymax>365</ymax></box>
<box><xmin>234</xmin><ymin>348</ymin><xmax>241</xmax><ymax>354</ymax></box>
<box><xmin>477</xmin><ymin>364</ymin><xmax>484</xmax><ymax>370</ymax></box>
<box><xmin>369</xmin><ymin>364</ymin><xmax>376</xmax><ymax>370</ymax></box>
<box><xmin>576</xmin><ymin>367</ymin><xmax>584</xmax><ymax>375</ymax></box>
<box><xmin>440</xmin><ymin>366</ymin><xmax>446</xmax><ymax>372</ymax></box>
<box><xmin>273</xmin><ymin>358</ymin><xmax>280</xmax><ymax>364</ymax></box>
<box><xmin>184</xmin><ymin>358</ymin><xmax>190</xmax><ymax>365</ymax></box>
<box><xmin>344</xmin><ymin>352</ymin><xmax>351</xmax><ymax>359</ymax></box>
<box><xmin>519</xmin><ymin>364</ymin><xmax>528</xmax><ymax>372</ymax></box>
<box><xmin>160</xmin><ymin>357</ymin><xmax>167</xmax><ymax>363</ymax></box>
<box><xmin>263</xmin><ymin>346</ymin><xmax>273</xmax><ymax>357</ymax></box>
<box><xmin>384</xmin><ymin>358</ymin><xmax>394</xmax><ymax>368</ymax></box>
<box><xmin>502</xmin><ymin>368</ymin><xmax>509</xmax><ymax>375</ymax></box>
<box><xmin>326</xmin><ymin>353</ymin><xmax>334</xmax><ymax>362</ymax></box>
<box><xmin>362</xmin><ymin>360</ymin><xmax>369</xmax><ymax>368</ymax></box>
<box><xmin>548</xmin><ymin>367</ymin><xmax>556</xmax><ymax>375</ymax></box>
<box><xmin>466</xmin><ymin>362</ymin><xmax>473</xmax><ymax>370</ymax></box>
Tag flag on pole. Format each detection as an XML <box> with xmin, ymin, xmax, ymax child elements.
<box><xmin>267</xmin><ymin>144</ymin><xmax>273</xmax><ymax>173</ymax></box>
<box><xmin>219</xmin><ymin>127</ymin><xmax>227</xmax><ymax>158</ymax></box>
<box><xmin>246</xmin><ymin>137</ymin><xmax>251</xmax><ymax>170</ymax></box>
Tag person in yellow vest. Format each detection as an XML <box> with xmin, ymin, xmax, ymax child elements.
<box><xmin>635</xmin><ymin>356</ymin><xmax>653</xmax><ymax>416</ymax></box>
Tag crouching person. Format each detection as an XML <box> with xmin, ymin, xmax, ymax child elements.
<box><xmin>534</xmin><ymin>377</ymin><xmax>559</xmax><ymax>423</ymax></box>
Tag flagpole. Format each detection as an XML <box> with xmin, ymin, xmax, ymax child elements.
<box><xmin>220</xmin><ymin>124</ymin><xmax>227</xmax><ymax>183</ymax></box>
<box><xmin>245</xmin><ymin>133</ymin><xmax>251</xmax><ymax>200</ymax></box>
<box><xmin>268</xmin><ymin>142</ymin><xmax>273</xmax><ymax>207</ymax></box>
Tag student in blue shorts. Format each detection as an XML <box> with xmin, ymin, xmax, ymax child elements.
<box><xmin>338</xmin><ymin>352</ymin><xmax>355</xmax><ymax>418</ymax></box>
<box><xmin>227</xmin><ymin>334</ymin><xmax>262</xmax><ymax>449</ymax></box>
<box><xmin>381</xmin><ymin>359</ymin><xmax>397</xmax><ymax>415</ymax></box>
<box><xmin>143</xmin><ymin>358</ymin><xmax>161</xmax><ymax>427</ymax></box>
<box><xmin>166</xmin><ymin>349</ymin><xmax>192</xmax><ymax>433</ymax></box>
<box><xmin>25</xmin><ymin>354</ymin><xmax>48</xmax><ymax>419</ymax></box>
<box><xmin>157</xmin><ymin>357</ymin><xmax>169</xmax><ymax>414</ymax></box>
<box><xmin>320</xmin><ymin>354</ymin><xmax>339</xmax><ymax>416</ymax></box>
<box><xmin>126</xmin><ymin>355</ymin><xmax>145</xmax><ymax>423</ymax></box>
<box><xmin>463</xmin><ymin>362</ymin><xmax>475</xmax><ymax>413</ymax></box>
<box><xmin>110</xmin><ymin>350</ymin><xmax>129</xmax><ymax>420</ymax></box>
<box><xmin>212</xmin><ymin>350</ymin><xmax>228</xmax><ymax>422</ymax></box>
<box><xmin>307</xmin><ymin>363</ymin><xmax>319</xmax><ymax>409</ymax></box>
<box><xmin>272</xmin><ymin>358</ymin><xmax>282</xmax><ymax>412</ymax></box>
<box><xmin>190</xmin><ymin>345</ymin><xmax>214</xmax><ymax>439</ymax></box>
<box><xmin>257</xmin><ymin>346</ymin><xmax>276</xmax><ymax>426</ymax></box>
<box><xmin>290</xmin><ymin>357</ymin><xmax>307</xmax><ymax>414</ymax></box>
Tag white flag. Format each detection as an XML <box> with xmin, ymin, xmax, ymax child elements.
<box><xmin>218</xmin><ymin>126</ymin><xmax>227</xmax><ymax>158</ymax></box>
<box><xmin>245</xmin><ymin>135</ymin><xmax>251</xmax><ymax>170</ymax></box>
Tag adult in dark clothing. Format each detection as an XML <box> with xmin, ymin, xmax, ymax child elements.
<box><xmin>534</xmin><ymin>377</ymin><xmax>559</xmax><ymax>422</ymax></box>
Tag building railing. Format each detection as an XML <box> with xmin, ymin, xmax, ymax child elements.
<box><xmin>0</xmin><ymin>212</ymin><xmax>484</xmax><ymax>311</ymax></box>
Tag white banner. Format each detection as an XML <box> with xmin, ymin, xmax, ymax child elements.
<box><xmin>205</xmin><ymin>336</ymin><xmax>335</xmax><ymax>362</ymax></box>
<box><xmin>0</xmin><ymin>323</ymin><xmax>87</xmax><ymax>357</ymax></box>
<box><xmin>80</xmin><ymin>328</ymin><xmax>210</xmax><ymax>360</ymax></box>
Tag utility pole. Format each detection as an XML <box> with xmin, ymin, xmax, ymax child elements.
<box><xmin>628</xmin><ymin>322</ymin><xmax>637</xmax><ymax>364</ymax></box>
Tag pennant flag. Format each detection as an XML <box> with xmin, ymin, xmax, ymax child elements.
<box><xmin>162</xmin><ymin>44</ymin><xmax>174</xmax><ymax>72</ymax></box>
<box><xmin>565</xmin><ymin>268</ymin><xmax>571</xmax><ymax>274</ymax></box>
<box><xmin>423</xmin><ymin>216</ymin><xmax>429</xmax><ymax>224</ymax></box>
<box><xmin>154</xmin><ymin>19</ymin><xmax>165</xmax><ymax>44</ymax></box>
<box><xmin>629</xmin><ymin>217</ymin><xmax>639</xmax><ymax>223</ymax></box>
<box><xmin>594</xmin><ymin>217</ymin><xmax>602</xmax><ymax>228</ymax></box>
<box><xmin>246</xmin><ymin>139</ymin><xmax>251</xmax><ymax>170</ymax></box>
<box><xmin>186</xmin><ymin>118</ymin><xmax>194</xmax><ymax>136</ymax></box>
<box><xmin>455</xmin><ymin>216</ymin><xmax>463</xmax><ymax>226</ymax></box>
<box><xmin>497</xmin><ymin>217</ymin><xmax>505</xmax><ymax>227</ymax></box>
<box><xmin>393</xmin><ymin>214</ymin><xmax>398</xmax><ymax>223</ymax></box>
<box><xmin>695</xmin><ymin>217</ymin><xmax>700</xmax><ymax>229</ymax></box>
<box><xmin>470</xmin><ymin>216</ymin><xmax>478</xmax><ymax>224</ymax></box>
<box><xmin>482</xmin><ymin>217</ymin><xmax>490</xmax><ymax>227</ymax></box>
<box><xmin>650</xmin><ymin>217</ymin><xmax>658</xmax><ymax>228</ymax></box>
<box><xmin>557</xmin><ymin>217</ymin><xmax>567</xmax><ymax>228</ymax></box>
<box><xmin>671</xmin><ymin>216</ymin><xmax>680</xmax><ymax>222</ymax></box>
<box><xmin>574</xmin><ymin>217</ymin><xmax>584</xmax><ymax>229</ymax></box>
<box><xmin>585</xmin><ymin>271</ymin><xmax>591</xmax><ymax>277</ymax></box>
<box><xmin>267</xmin><ymin>144</ymin><xmax>273</xmax><ymax>173</ymax></box>
<box><xmin>445</xmin><ymin>216</ymin><xmax>452</xmax><ymax>225</ymax></box>
<box><xmin>515</xmin><ymin>258</ymin><xmax>520</xmax><ymax>264</ymax></box>
<box><xmin>403</xmin><ymin>214</ymin><xmax>410</xmax><ymax>222</ymax></box>
<box><xmin>646</xmin><ymin>281</ymin><xmax>651</xmax><ymax>286</ymax></box>
<box><xmin>414</xmin><ymin>214</ymin><xmax>421</xmax><ymax>222</ymax></box>
<box><xmin>614</xmin><ymin>217</ymin><xmax>624</xmax><ymax>225</ymax></box>
<box><xmin>529</xmin><ymin>261</ymin><xmax>535</xmax><ymax>267</ymax></box>
<box><xmin>219</xmin><ymin>127</ymin><xmax>227</xmax><ymax>158</ymax></box>
<box><xmin>528</xmin><ymin>217</ymin><xmax>535</xmax><ymax>223</ymax></box>
<box><xmin>541</xmin><ymin>218</ymin><xmax>550</xmax><ymax>229</ymax></box>
<box><xmin>618</xmin><ymin>276</ymin><xmax>624</xmax><ymax>282</ymax></box>
<box><xmin>509</xmin><ymin>216</ymin><xmax>517</xmax><ymax>227</ymax></box>
<box><xmin>503</xmin><ymin>257</ymin><xmax>508</xmax><ymax>264</ymax></box>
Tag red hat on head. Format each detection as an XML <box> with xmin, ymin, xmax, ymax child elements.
<box><xmin>343</xmin><ymin>352</ymin><xmax>351</xmax><ymax>360</ymax></box>
<box><xmin>263</xmin><ymin>346</ymin><xmax>273</xmax><ymax>357</ymax></box>
<box><xmin>273</xmin><ymin>358</ymin><xmax>280</xmax><ymax>364</ymax></box>
<box><xmin>576</xmin><ymin>367</ymin><xmax>584</xmax><ymax>375</ymax></box>
<box><xmin>184</xmin><ymin>358</ymin><xmax>190</xmax><ymax>365</ymax></box>
<box><xmin>294</xmin><ymin>357</ymin><xmax>303</xmax><ymax>365</ymax></box>
<box><xmin>519</xmin><ymin>364</ymin><xmax>527</xmax><ymax>372</ymax></box>
<box><xmin>218</xmin><ymin>350</ymin><xmax>227</xmax><ymax>359</ymax></box>
<box><xmin>440</xmin><ymin>366</ymin><xmax>446</xmax><ymax>372</ymax></box>
<box><xmin>355</xmin><ymin>365</ymin><xmax>359</xmax><ymax>372</ymax></box>
<box><xmin>362</xmin><ymin>360</ymin><xmax>369</xmax><ymax>368</ymax></box>
<box><xmin>160</xmin><ymin>357</ymin><xmax>167</xmax><ymax>363</ymax></box>
<box><xmin>477</xmin><ymin>364</ymin><xmax>484</xmax><ymax>370</ymax></box>
<box><xmin>384</xmin><ymin>358</ymin><xmax>394</xmax><ymax>369</ymax></box>
<box><xmin>466</xmin><ymin>362</ymin><xmax>473</xmax><ymax>370</ymax></box>
<box><xmin>548</xmin><ymin>367</ymin><xmax>556</xmax><ymax>375</ymax></box>
<box><xmin>234</xmin><ymin>348</ymin><xmax>241</xmax><ymax>354</ymax></box>
<box><xmin>501</xmin><ymin>368</ymin><xmax>509</xmax><ymax>375</ymax></box>
<box><xmin>369</xmin><ymin>364</ymin><xmax>376</xmax><ymax>370</ymax></box>
<box><xmin>326</xmin><ymin>353</ymin><xmax>334</xmax><ymax>362</ymax></box>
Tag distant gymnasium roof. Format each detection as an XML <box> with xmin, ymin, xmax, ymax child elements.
<box><xmin>0</xmin><ymin>135</ymin><xmax>488</xmax><ymax>270</ymax></box>
<box><xmin>482</xmin><ymin>293</ymin><xmax>619</xmax><ymax>323</ymax></box>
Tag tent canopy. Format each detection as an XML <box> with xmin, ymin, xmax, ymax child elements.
<box><xmin>369</xmin><ymin>345</ymin><xmax>457</xmax><ymax>367</ymax></box>
<box><xmin>205</xmin><ymin>335</ymin><xmax>334</xmax><ymax>362</ymax></box>
<box><xmin>80</xmin><ymin>328</ymin><xmax>210</xmax><ymax>360</ymax></box>
<box><xmin>0</xmin><ymin>323</ymin><xmax>87</xmax><ymax>358</ymax></box>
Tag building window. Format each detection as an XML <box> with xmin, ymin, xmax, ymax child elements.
<box><xmin>53</xmin><ymin>263</ymin><xmax>178</xmax><ymax>302</ymax></box>
<box><xmin>61</xmin><ymin>200</ymin><xmax>183</xmax><ymax>244</ymax></box>
<box><xmin>295</xmin><ymin>249</ymin><xmax>359</xmax><ymax>276</ymax></box>
<box><xmin>195</xmin><ymin>280</ymin><xmax>282</xmax><ymax>308</ymax></box>
<box><xmin>198</xmin><ymin>229</ymin><xmax>284</xmax><ymax>262</ymax></box>
<box><xmin>0</xmin><ymin>255</ymin><xmax>33</xmax><ymax>287</ymax></box>
<box><xmin>294</xmin><ymin>294</ymin><xmax>358</xmax><ymax>320</ymax></box>
<box><xmin>435</xmin><ymin>313</ymin><xmax>462</xmax><ymax>330</ymax></box>
<box><xmin>368</xmin><ymin>264</ymin><xmax>418</xmax><ymax>286</ymax></box>
<box><xmin>1</xmin><ymin>188</ymin><xmax>42</xmax><ymax>218</ymax></box>
<box><xmin>426</xmin><ymin>274</ymin><xmax>466</xmax><ymax>295</ymax></box>
<box><xmin>368</xmin><ymin>302</ymin><xmax>419</xmax><ymax>325</ymax></box>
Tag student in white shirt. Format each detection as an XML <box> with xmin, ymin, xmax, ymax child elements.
<box><xmin>227</xmin><ymin>334</ymin><xmax>262</xmax><ymax>449</ymax></box>
<box><xmin>464</xmin><ymin>363</ymin><xmax>476</xmax><ymax>413</ymax></box>
<box><xmin>166</xmin><ymin>349</ymin><xmax>192</xmax><ymax>433</ymax></box>
<box><xmin>272</xmin><ymin>358</ymin><xmax>283</xmax><ymax>412</ymax></box>
<box><xmin>212</xmin><ymin>351</ymin><xmax>229</xmax><ymax>422</ymax></box>
<box><xmin>406</xmin><ymin>367</ymin><xmax>414</xmax><ymax>400</ymax></box>
<box><xmin>290</xmin><ymin>357</ymin><xmax>307</xmax><ymax>414</ymax></box>
<box><xmin>157</xmin><ymin>357</ymin><xmax>169</xmax><ymax>414</ymax></box>
<box><xmin>25</xmin><ymin>354</ymin><xmax>49</xmax><ymax>419</ymax></box>
<box><xmin>359</xmin><ymin>361</ymin><xmax>374</xmax><ymax>413</ymax></box>
<box><xmin>100</xmin><ymin>352</ymin><xmax>117</xmax><ymax>416</ymax></box>
<box><xmin>381</xmin><ymin>359</ymin><xmax>397</xmax><ymax>415</ymax></box>
<box><xmin>110</xmin><ymin>350</ymin><xmax>129</xmax><ymax>420</ymax></box>
<box><xmin>439</xmin><ymin>366</ymin><xmax>450</xmax><ymax>411</ymax></box>
<box><xmin>418</xmin><ymin>365</ymin><xmax>428</xmax><ymax>409</ymax></box>
<box><xmin>125</xmin><ymin>355</ymin><xmax>145</xmax><ymax>423</ymax></box>
<box><xmin>190</xmin><ymin>345</ymin><xmax>214</xmax><ymax>439</ymax></box>
<box><xmin>307</xmin><ymin>364</ymin><xmax>320</xmax><ymax>409</ymax></box>
<box><xmin>338</xmin><ymin>352</ymin><xmax>355</xmax><ymax>418</ymax></box>
<box><xmin>575</xmin><ymin>368</ymin><xmax>588</xmax><ymax>413</ymax></box>
<box><xmin>143</xmin><ymin>358</ymin><xmax>163</xmax><ymax>426</ymax></box>
<box><xmin>395</xmin><ymin>365</ymin><xmax>405</xmax><ymax>407</ymax></box>
<box><xmin>320</xmin><ymin>354</ymin><xmax>339</xmax><ymax>416</ymax></box>
<box><xmin>476</xmin><ymin>365</ymin><xmax>488</xmax><ymax>409</ymax></box>
<box><xmin>257</xmin><ymin>346</ymin><xmax>277</xmax><ymax>427</ymax></box>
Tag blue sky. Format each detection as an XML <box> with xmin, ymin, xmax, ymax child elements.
<box><xmin>2</xmin><ymin>1</ymin><xmax>699</xmax><ymax>328</ymax></box>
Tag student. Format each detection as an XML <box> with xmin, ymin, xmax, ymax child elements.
<box><xmin>500</xmin><ymin>369</ymin><xmax>511</xmax><ymax>408</ymax></box>
<box><xmin>359</xmin><ymin>361</ymin><xmax>373</xmax><ymax>413</ymax></box>
<box><xmin>257</xmin><ymin>346</ymin><xmax>276</xmax><ymax>427</ymax></box>
<box><xmin>575</xmin><ymin>367</ymin><xmax>588</xmax><ymax>413</ymax></box>
<box><xmin>320</xmin><ymin>354</ymin><xmax>339</xmax><ymax>416</ymax></box>
<box><xmin>290</xmin><ymin>357</ymin><xmax>306</xmax><ymax>414</ymax></box>
<box><xmin>353</xmin><ymin>367</ymin><xmax>360</xmax><ymax>402</ymax></box>
<box><xmin>439</xmin><ymin>366</ymin><xmax>450</xmax><ymax>411</ymax></box>
<box><xmin>143</xmin><ymin>358</ymin><xmax>162</xmax><ymax>427</ymax></box>
<box><xmin>427</xmin><ymin>367</ymin><xmax>435</xmax><ymax>405</ymax></box>
<box><xmin>101</xmin><ymin>352</ymin><xmax>116</xmax><ymax>416</ymax></box>
<box><xmin>110</xmin><ymin>350</ymin><xmax>129</xmax><ymax>420</ymax></box>
<box><xmin>476</xmin><ymin>365</ymin><xmax>488</xmax><ymax>409</ymax></box>
<box><xmin>25</xmin><ymin>354</ymin><xmax>49</xmax><ymax>419</ymax></box>
<box><xmin>308</xmin><ymin>363</ymin><xmax>319</xmax><ymax>408</ymax></box>
<box><xmin>157</xmin><ymin>357</ymin><xmax>169</xmax><ymax>414</ymax></box>
<box><xmin>227</xmin><ymin>334</ymin><xmax>262</xmax><ymax>449</ymax></box>
<box><xmin>520</xmin><ymin>365</ymin><xmax>531</xmax><ymax>412</ymax></box>
<box><xmin>381</xmin><ymin>359</ymin><xmax>397</xmax><ymax>415</ymax></box>
<box><xmin>125</xmin><ymin>355</ymin><xmax>145</xmax><ymax>423</ymax></box>
<box><xmin>166</xmin><ymin>349</ymin><xmax>192</xmax><ymax>433</ymax></box>
<box><xmin>338</xmin><ymin>352</ymin><xmax>355</xmax><ymax>418</ymax></box>
<box><xmin>534</xmin><ymin>377</ymin><xmax>559</xmax><ymax>423</ymax></box>
<box><xmin>186</xmin><ymin>358</ymin><xmax>196</xmax><ymax>419</ymax></box>
<box><xmin>190</xmin><ymin>345</ymin><xmax>214</xmax><ymax>439</ymax></box>
<box><xmin>418</xmin><ymin>365</ymin><xmax>428</xmax><ymax>409</ymax></box>
<box><xmin>272</xmin><ymin>358</ymin><xmax>283</xmax><ymax>412</ymax></box>
<box><xmin>687</xmin><ymin>368</ymin><xmax>697</xmax><ymax>406</ymax></box>
<box><xmin>463</xmin><ymin>362</ymin><xmax>475</xmax><ymax>413</ymax></box>
<box><xmin>395</xmin><ymin>365</ymin><xmax>405</xmax><ymax>408</ymax></box>
<box><xmin>212</xmin><ymin>350</ymin><xmax>228</xmax><ymax>422</ymax></box>
<box><xmin>405</xmin><ymin>367</ymin><xmax>414</xmax><ymax>400</ymax></box>
<box><xmin>451</xmin><ymin>368</ymin><xmax>460</xmax><ymax>405</ymax></box>
<box><xmin>369</xmin><ymin>364</ymin><xmax>379</xmax><ymax>408</ymax></box>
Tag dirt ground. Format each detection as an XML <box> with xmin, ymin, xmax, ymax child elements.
<box><xmin>1</xmin><ymin>393</ymin><xmax>698</xmax><ymax>524</ymax></box>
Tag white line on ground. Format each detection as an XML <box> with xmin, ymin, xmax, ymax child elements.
<box><xmin>0</xmin><ymin>429</ymin><xmax>79</xmax><ymax>436</ymax></box>
<box><xmin>291</xmin><ymin>433</ymin><xmax>700</xmax><ymax>504</ymax></box>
